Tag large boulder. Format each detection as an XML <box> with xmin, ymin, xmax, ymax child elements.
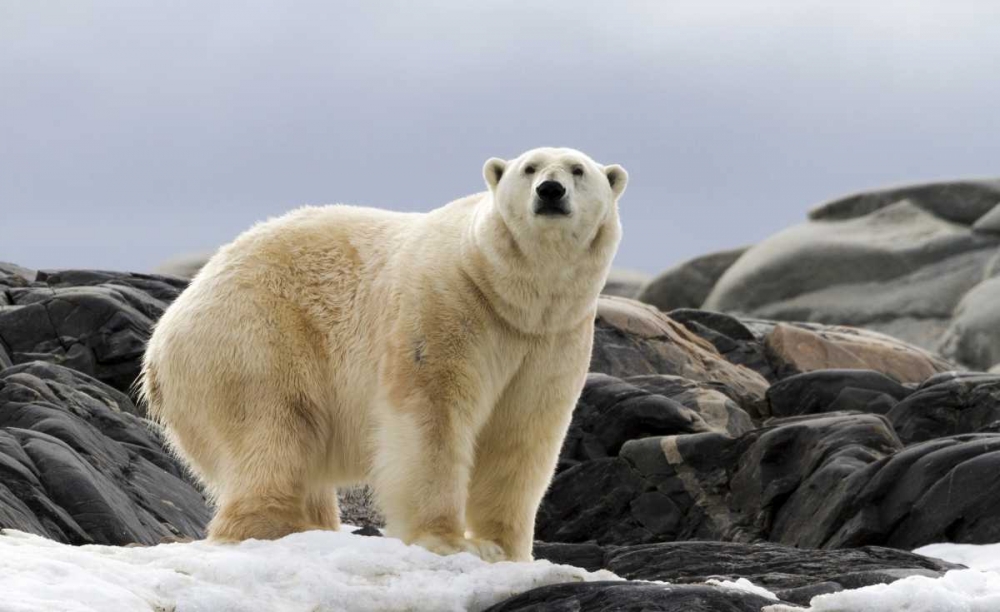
<box><xmin>592</xmin><ymin>298</ymin><xmax>770</xmax><ymax>415</ymax></box>
<box><xmin>808</xmin><ymin>179</ymin><xmax>1000</xmax><ymax>224</ymax></box>
<box><xmin>702</xmin><ymin>197</ymin><xmax>1000</xmax><ymax>353</ymax></box>
<box><xmin>560</xmin><ymin>373</ymin><xmax>754</xmax><ymax>469</ymax></box>
<box><xmin>663</xmin><ymin>181</ymin><xmax>1000</xmax><ymax>369</ymax></box>
<box><xmin>886</xmin><ymin>372</ymin><xmax>1000</xmax><ymax>444</ymax></box>
<box><xmin>765</xmin><ymin>369</ymin><xmax>913</xmax><ymax>418</ymax></box>
<box><xmin>762</xmin><ymin>323</ymin><xmax>952</xmax><ymax>383</ymax></box>
<box><xmin>824</xmin><ymin>433</ymin><xmax>1000</xmax><ymax>549</ymax></box>
<box><xmin>938</xmin><ymin>276</ymin><xmax>1000</xmax><ymax>371</ymax></box>
<box><xmin>636</xmin><ymin>247</ymin><xmax>748</xmax><ymax>312</ymax></box>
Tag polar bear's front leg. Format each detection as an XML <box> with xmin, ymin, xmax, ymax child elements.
<box><xmin>370</xmin><ymin>342</ymin><xmax>504</xmax><ymax>561</ymax></box>
<box><xmin>465</xmin><ymin>327</ymin><xmax>592</xmax><ymax>562</ymax></box>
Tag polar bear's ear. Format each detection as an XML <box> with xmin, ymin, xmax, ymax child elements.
<box><xmin>483</xmin><ymin>158</ymin><xmax>507</xmax><ymax>192</ymax></box>
<box><xmin>605</xmin><ymin>165</ymin><xmax>628</xmax><ymax>198</ymax></box>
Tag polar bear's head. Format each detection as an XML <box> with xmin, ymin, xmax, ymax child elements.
<box><xmin>482</xmin><ymin>147</ymin><xmax>627</xmax><ymax>254</ymax></box>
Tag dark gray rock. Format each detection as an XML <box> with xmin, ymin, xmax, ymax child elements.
<box><xmin>536</xmin><ymin>457</ymin><xmax>655</xmax><ymax>545</ymax></box>
<box><xmin>531</xmin><ymin>541</ymin><xmax>609</xmax><ymax>572</ymax></box>
<box><xmin>540</xmin><ymin>402</ymin><xmax>1000</xmax><ymax>552</ymax></box>
<box><xmin>350</xmin><ymin>525</ymin><xmax>382</xmax><ymax>537</ymax></box>
<box><xmin>732</xmin><ymin>413</ymin><xmax>903</xmax><ymax>548</ymax></box>
<box><xmin>808</xmin><ymin>179</ymin><xmax>1000</xmax><ymax>225</ymax></box>
<box><xmin>0</xmin><ymin>267</ymin><xmax>210</xmax><ymax>545</ymax></box>
<box><xmin>559</xmin><ymin>374</ymin><xmax>753</xmax><ymax>471</ymax></box>
<box><xmin>825</xmin><ymin>433</ymin><xmax>1000</xmax><ymax>548</ymax></box>
<box><xmin>626</xmin><ymin>375</ymin><xmax>755</xmax><ymax>436</ymax></box>
<box><xmin>485</xmin><ymin>581</ymin><xmax>779</xmax><ymax>612</ymax></box>
<box><xmin>669</xmin><ymin>309</ymin><xmax>778</xmax><ymax>383</ymax></box>
<box><xmin>636</xmin><ymin>247</ymin><xmax>748</xmax><ymax>312</ymax></box>
<box><xmin>0</xmin><ymin>361</ymin><xmax>210</xmax><ymax>545</ymax></box>
<box><xmin>599</xmin><ymin>541</ymin><xmax>959</xmax><ymax>605</ymax></box>
<box><xmin>0</xmin><ymin>269</ymin><xmax>186</xmax><ymax>399</ymax></box>
<box><xmin>528</xmin><ymin>540</ymin><xmax>962</xmax><ymax>607</ymax></box>
<box><xmin>766</xmin><ymin>369</ymin><xmax>913</xmax><ymax>418</ymax></box>
<box><xmin>886</xmin><ymin>372</ymin><xmax>1000</xmax><ymax>444</ymax></box>
<box><xmin>538</xmin><ymin>413</ymin><xmax>902</xmax><ymax>547</ymax></box>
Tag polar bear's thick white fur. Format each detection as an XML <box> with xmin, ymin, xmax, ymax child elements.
<box><xmin>140</xmin><ymin>147</ymin><xmax>626</xmax><ymax>561</ymax></box>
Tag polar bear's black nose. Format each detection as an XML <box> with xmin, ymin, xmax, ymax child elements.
<box><xmin>535</xmin><ymin>180</ymin><xmax>566</xmax><ymax>202</ymax></box>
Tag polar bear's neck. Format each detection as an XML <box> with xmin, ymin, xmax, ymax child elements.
<box><xmin>461</xmin><ymin>195</ymin><xmax>620</xmax><ymax>335</ymax></box>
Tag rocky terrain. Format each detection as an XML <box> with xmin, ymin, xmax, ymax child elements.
<box><xmin>637</xmin><ymin>179</ymin><xmax>1000</xmax><ymax>373</ymax></box>
<box><xmin>4</xmin><ymin>179</ymin><xmax>1000</xmax><ymax>610</ymax></box>
<box><xmin>0</xmin><ymin>258</ymin><xmax>993</xmax><ymax>610</ymax></box>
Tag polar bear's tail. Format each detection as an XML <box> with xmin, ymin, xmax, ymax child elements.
<box><xmin>133</xmin><ymin>355</ymin><xmax>164</xmax><ymax>424</ymax></box>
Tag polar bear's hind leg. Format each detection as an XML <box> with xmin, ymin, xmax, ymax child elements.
<box><xmin>206</xmin><ymin>392</ymin><xmax>335</xmax><ymax>542</ymax></box>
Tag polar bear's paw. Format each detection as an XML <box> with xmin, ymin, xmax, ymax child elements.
<box><xmin>412</xmin><ymin>532</ymin><xmax>509</xmax><ymax>562</ymax></box>
<box><xmin>465</xmin><ymin>536</ymin><xmax>508</xmax><ymax>563</ymax></box>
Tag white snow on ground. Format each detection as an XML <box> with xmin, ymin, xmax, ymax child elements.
<box><xmin>915</xmin><ymin>542</ymin><xmax>1000</xmax><ymax>574</ymax></box>
<box><xmin>7</xmin><ymin>526</ymin><xmax>1000</xmax><ymax>612</ymax></box>
<box><xmin>765</xmin><ymin>543</ymin><xmax>1000</xmax><ymax>612</ymax></box>
<box><xmin>0</xmin><ymin>529</ymin><xmax>620</xmax><ymax>612</ymax></box>
<box><xmin>705</xmin><ymin>577</ymin><xmax>779</xmax><ymax>600</ymax></box>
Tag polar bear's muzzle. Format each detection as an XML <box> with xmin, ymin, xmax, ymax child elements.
<box><xmin>533</xmin><ymin>180</ymin><xmax>570</xmax><ymax>217</ymax></box>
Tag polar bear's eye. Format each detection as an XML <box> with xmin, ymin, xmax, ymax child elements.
<box><xmin>572</xmin><ymin>166</ymin><xmax>584</xmax><ymax>177</ymax></box>
<box><xmin>525</xmin><ymin>165</ymin><xmax>536</xmax><ymax>175</ymax></box>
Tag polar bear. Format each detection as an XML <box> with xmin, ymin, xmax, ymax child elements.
<box><xmin>140</xmin><ymin>147</ymin><xmax>626</xmax><ymax>562</ymax></box>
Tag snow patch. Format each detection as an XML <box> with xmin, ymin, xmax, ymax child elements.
<box><xmin>705</xmin><ymin>577</ymin><xmax>779</xmax><ymax>600</ymax></box>
<box><xmin>915</xmin><ymin>542</ymin><xmax>1000</xmax><ymax>574</ymax></box>
<box><xmin>0</xmin><ymin>529</ymin><xmax>620</xmax><ymax>612</ymax></box>
<box><xmin>765</xmin><ymin>542</ymin><xmax>1000</xmax><ymax>612</ymax></box>
<box><xmin>764</xmin><ymin>569</ymin><xmax>1000</xmax><ymax>612</ymax></box>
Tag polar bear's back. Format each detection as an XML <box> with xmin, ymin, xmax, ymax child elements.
<box><xmin>142</xmin><ymin>201</ymin><xmax>477</xmax><ymax>484</ymax></box>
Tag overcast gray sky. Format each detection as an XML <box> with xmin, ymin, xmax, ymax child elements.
<box><xmin>2</xmin><ymin>1</ymin><xmax>999</xmax><ymax>275</ymax></box>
